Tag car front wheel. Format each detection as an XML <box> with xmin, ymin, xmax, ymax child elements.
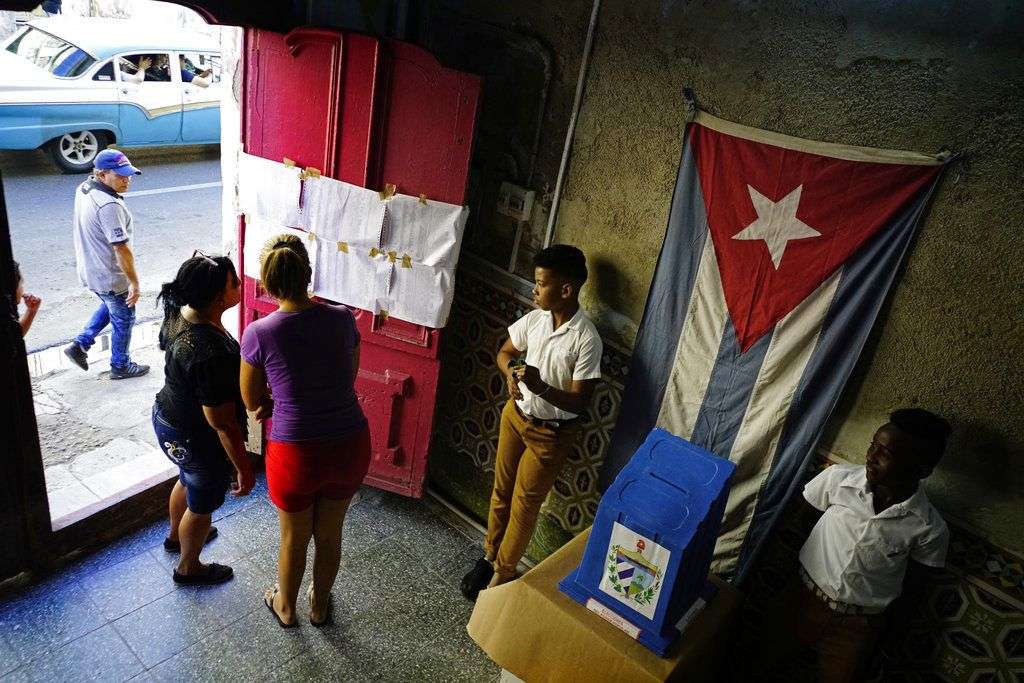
<box><xmin>48</xmin><ymin>130</ymin><xmax>110</xmax><ymax>173</ymax></box>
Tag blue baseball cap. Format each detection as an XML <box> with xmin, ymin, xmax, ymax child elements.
<box><xmin>94</xmin><ymin>149</ymin><xmax>142</xmax><ymax>176</ymax></box>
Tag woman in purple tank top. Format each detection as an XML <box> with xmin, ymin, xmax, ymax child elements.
<box><xmin>240</xmin><ymin>234</ymin><xmax>370</xmax><ymax>628</ymax></box>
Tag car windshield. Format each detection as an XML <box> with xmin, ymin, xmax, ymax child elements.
<box><xmin>5</xmin><ymin>26</ymin><xmax>95</xmax><ymax>77</ymax></box>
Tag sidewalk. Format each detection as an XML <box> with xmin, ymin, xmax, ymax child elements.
<box><xmin>29</xmin><ymin>320</ymin><xmax>176</xmax><ymax>529</ymax></box>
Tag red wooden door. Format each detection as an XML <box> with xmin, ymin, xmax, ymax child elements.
<box><xmin>239</xmin><ymin>27</ymin><xmax>480</xmax><ymax>497</ymax></box>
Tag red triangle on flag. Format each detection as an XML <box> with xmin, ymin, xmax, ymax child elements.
<box><xmin>691</xmin><ymin>124</ymin><xmax>941</xmax><ymax>352</ymax></box>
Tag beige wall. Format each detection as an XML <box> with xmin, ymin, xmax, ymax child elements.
<box><xmin>461</xmin><ymin>0</ymin><xmax>1024</xmax><ymax>551</ymax></box>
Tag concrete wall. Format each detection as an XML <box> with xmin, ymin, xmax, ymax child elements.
<box><xmin>458</xmin><ymin>0</ymin><xmax>1024</xmax><ymax>552</ymax></box>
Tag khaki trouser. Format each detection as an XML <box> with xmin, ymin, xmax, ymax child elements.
<box><xmin>733</xmin><ymin>574</ymin><xmax>886</xmax><ymax>683</ymax></box>
<box><xmin>484</xmin><ymin>400</ymin><xmax>580</xmax><ymax>577</ymax></box>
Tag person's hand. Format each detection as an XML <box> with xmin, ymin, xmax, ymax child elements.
<box><xmin>254</xmin><ymin>396</ymin><xmax>273</xmax><ymax>422</ymax></box>
<box><xmin>22</xmin><ymin>293</ymin><xmax>41</xmax><ymax>312</ymax></box>
<box><xmin>231</xmin><ymin>460</ymin><xmax>255</xmax><ymax>497</ymax></box>
<box><xmin>505</xmin><ymin>372</ymin><xmax>523</xmax><ymax>401</ymax></box>
<box><xmin>513</xmin><ymin>365</ymin><xmax>545</xmax><ymax>393</ymax></box>
<box><xmin>199</xmin><ymin>68</ymin><xmax>213</xmax><ymax>78</ymax></box>
<box><xmin>125</xmin><ymin>282</ymin><xmax>140</xmax><ymax>307</ymax></box>
<box><xmin>139</xmin><ymin>56</ymin><xmax>153</xmax><ymax>70</ymax></box>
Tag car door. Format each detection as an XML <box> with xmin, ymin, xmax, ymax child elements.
<box><xmin>115</xmin><ymin>51</ymin><xmax>182</xmax><ymax>145</ymax></box>
<box><xmin>178</xmin><ymin>51</ymin><xmax>221</xmax><ymax>143</ymax></box>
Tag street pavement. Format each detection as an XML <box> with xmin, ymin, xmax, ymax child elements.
<box><xmin>3</xmin><ymin>146</ymin><xmax>228</xmax><ymax>515</ymax></box>
<box><xmin>1</xmin><ymin>145</ymin><xmax>224</xmax><ymax>352</ymax></box>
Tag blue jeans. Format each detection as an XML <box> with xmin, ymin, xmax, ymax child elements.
<box><xmin>152</xmin><ymin>403</ymin><xmax>232</xmax><ymax>515</ymax></box>
<box><xmin>74</xmin><ymin>290</ymin><xmax>135</xmax><ymax>369</ymax></box>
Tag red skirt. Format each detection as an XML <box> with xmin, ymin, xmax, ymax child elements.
<box><xmin>265</xmin><ymin>426</ymin><xmax>371</xmax><ymax>512</ymax></box>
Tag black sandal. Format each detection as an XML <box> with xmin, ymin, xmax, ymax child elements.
<box><xmin>164</xmin><ymin>526</ymin><xmax>218</xmax><ymax>552</ymax></box>
<box><xmin>307</xmin><ymin>584</ymin><xmax>333</xmax><ymax>627</ymax></box>
<box><xmin>172</xmin><ymin>562</ymin><xmax>233</xmax><ymax>585</ymax></box>
<box><xmin>265</xmin><ymin>585</ymin><xmax>299</xmax><ymax>628</ymax></box>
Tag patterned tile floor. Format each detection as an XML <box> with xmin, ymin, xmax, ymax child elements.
<box><xmin>0</xmin><ymin>477</ymin><xmax>499</xmax><ymax>682</ymax></box>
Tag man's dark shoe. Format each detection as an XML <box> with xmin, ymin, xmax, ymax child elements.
<box><xmin>110</xmin><ymin>362</ymin><xmax>150</xmax><ymax>380</ymax></box>
<box><xmin>63</xmin><ymin>343</ymin><xmax>89</xmax><ymax>371</ymax></box>
<box><xmin>460</xmin><ymin>557</ymin><xmax>494</xmax><ymax>602</ymax></box>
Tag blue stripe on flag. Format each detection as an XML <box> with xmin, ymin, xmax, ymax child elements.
<box><xmin>690</xmin><ymin>318</ymin><xmax>772</xmax><ymax>459</ymax></box>
<box><xmin>733</xmin><ymin>174</ymin><xmax>946</xmax><ymax>582</ymax></box>
<box><xmin>599</xmin><ymin>129</ymin><xmax>709</xmax><ymax>490</ymax></box>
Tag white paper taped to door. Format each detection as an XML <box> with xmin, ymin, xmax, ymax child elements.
<box><xmin>383</xmin><ymin>194</ymin><xmax>468</xmax><ymax>269</ymax></box>
<box><xmin>379</xmin><ymin>260</ymin><xmax>456</xmax><ymax>328</ymax></box>
<box><xmin>298</xmin><ymin>174</ymin><xmax>386</xmax><ymax>249</ymax></box>
<box><xmin>311</xmin><ymin>240</ymin><xmax>389</xmax><ymax>314</ymax></box>
<box><xmin>242</xmin><ymin>219</ymin><xmax>312</xmax><ymax>282</ymax></box>
<box><xmin>237</xmin><ymin>153</ymin><xmax>302</xmax><ymax>227</ymax></box>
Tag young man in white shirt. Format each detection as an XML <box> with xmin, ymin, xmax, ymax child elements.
<box><xmin>461</xmin><ymin>245</ymin><xmax>603</xmax><ymax>601</ymax></box>
<box><xmin>746</xmin><ymin>408</ymin><xmax>951</xmax><ymax>682</ymax></box>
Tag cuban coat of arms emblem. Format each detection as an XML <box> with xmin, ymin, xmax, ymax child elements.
<box><xmin>598</xmin><ymin>522</ymin><xmax>669</xmax><ymax>620</ymax></box>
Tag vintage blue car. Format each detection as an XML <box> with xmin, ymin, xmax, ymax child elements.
<box><xmin>0</xmin><ymin>18</ymin><xmax>221</xmax><ymax>172</ymax></box>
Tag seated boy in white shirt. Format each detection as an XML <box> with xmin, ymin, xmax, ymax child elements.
<box><xmin>760</xmin><ymin>408</ymin><xmax>952</xmax><ymax>683</ymax></box>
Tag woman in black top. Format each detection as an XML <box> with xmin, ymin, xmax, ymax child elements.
<box><xmin>153</xmin><ymin>253</ymin><xmax>257</xmax><ymax>585</ymax></box>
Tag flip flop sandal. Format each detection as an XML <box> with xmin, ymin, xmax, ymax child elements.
<box><xmin>172</xmin><ymin>562</ymin><xmax>233</xmax><ymax>585</ymax></box>
<box><xmin>265</xmin><ymin>585</ymin><xmax>299</xmax><ymax>629</ymax></box>
<box><xmin>164</xmin><ymin>526</ymin><xmax>219</xmax><ymax>552</ymax></box>
<box><xmin>307</xmin><ymin>584</ymin><xmax>333</xmax><ymax>627</ymax></box>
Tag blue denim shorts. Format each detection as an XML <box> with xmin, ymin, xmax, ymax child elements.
<box><xmin>152</xmin><ymin>403</ymin><xmax>233</xmax><ymax>515</ymax></box>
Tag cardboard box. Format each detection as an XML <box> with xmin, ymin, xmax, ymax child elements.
<box><xmin>468</xmin><ymin>527</ymin><xmax>741</xmax><ymax>683</ymax></box>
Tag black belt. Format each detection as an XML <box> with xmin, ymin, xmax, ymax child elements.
<box><xmin>514</xmin><ymin>402</ymin><xmax>581</xmax><ymax>430</ymax></box>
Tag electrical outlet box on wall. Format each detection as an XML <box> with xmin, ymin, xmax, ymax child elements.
<box><xmin>497</xmin><ymin>182</ymin><xmax>535</xmax><ymax>221</ymax></box>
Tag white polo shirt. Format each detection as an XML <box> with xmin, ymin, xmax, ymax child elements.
<box><xmin>799</xmin><ymin>464</ymin><xmax>948</xmax><ymax>610</ymax></box>
<box><xmin>508</xmin><ymin>308</ymin><xmax>603</xmax><ymax>420</ymax></box>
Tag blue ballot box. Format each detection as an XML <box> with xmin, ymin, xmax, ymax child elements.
<box><xmin>559</xmin><ymin>428</ymin><xmax>735</xmax><ymax>655</ymax></box>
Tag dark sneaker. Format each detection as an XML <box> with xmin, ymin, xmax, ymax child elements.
<box><xmin>460</xmin><ymin>557</ymin><xmax>494</xmax><ymax>602</ymax></box>
<box><xmin>173</xmin><ymin>562</ymin><xmax>233</xmax><ymax>585</ymax></box>
<box><xmin>110</xmin><ymin>362</ymin><xmax>150</xmax><ymax>380</ymax></box>
<box><xmin>63</xmin><ymin>343</ymin><xmax>89</xmax><ymax>371</ymax></box>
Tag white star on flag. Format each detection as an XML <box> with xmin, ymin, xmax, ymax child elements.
<box><xmin>732</xmin><ymin>184</ymin><xmax>821</xmax><ymax>268</ymax></box>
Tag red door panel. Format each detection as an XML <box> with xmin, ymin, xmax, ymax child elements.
<box><xmin>239</xmin><ymin>28</ymin><xmax>480</xmax><ymax>497</ymax></box>
<box><xmin>372</xmin><ymin>40</ymin><xmax>480</xmax><ymax>204</ymax></box>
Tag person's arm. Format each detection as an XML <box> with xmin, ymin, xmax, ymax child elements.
<box><xmin>19</xmin><ymin>293</ymin><xmax>40</xmax><ymax>336</ymax></box>
<box><xmin>201</xmin><ymin>402</ymin><xmax>253</xmax><ymax>496</ymax></box>
<box><xmin>239</xmin><ymin>358</ymin><xmax>270</xmax><ymax>413</ymax></box>
<box><xmin>514</xmin><ymin>327</ymin><xmax>602</xmax><ymax>414</ymax></box>
<box><xmin>496</xmin><ymin>337</ymin><xmax>524</xmax><ymax>401</ymax></box>
<box><xmin>514</xmin><ymin>368</ymin><xmax>598</xmax><ymax>415</ymax></box>
<box><xmin>190</xmin><ymin>73</ymin><xmax>211</xmax><ymax>88</ymax></box>
<box><xmin>112</xmin><ymin>243</ymin><xmax>140</xmax><ymax>306</ymax></box>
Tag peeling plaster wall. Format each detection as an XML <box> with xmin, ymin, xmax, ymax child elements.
<box><xmin>460</xmin><ymin>0</ymin><xmax>1024</xmax><ymax>551</ymax></box>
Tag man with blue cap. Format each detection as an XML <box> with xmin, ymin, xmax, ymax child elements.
<box><xmin>64</xmin><ymin>149</ymin><xmax>149</xmax><ymax>379</ymax></box>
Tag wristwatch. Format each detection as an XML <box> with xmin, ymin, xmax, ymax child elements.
<box><xmin>507</xmin><ymin>358</ymin><xmax>526</xmax><ymax>370</ymax></box>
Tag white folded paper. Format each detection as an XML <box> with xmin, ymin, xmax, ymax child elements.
<box><xmin>298</xmin><ymin>175</ymin><xmax>386</xmax><ymax>250</ymax></box>
<box><xmin>237</xmin><ymin>153</ymin><xmax>303</xmax><ymax>228</ymax></box>
<box><xmin>379</xmin><ymin>260</ymin><xmax>456</xmax><ymax>328</ymax></box>
<box><xmin>383</xmin><ymin>194</ymin><xmax>469</xmax><ymax>269</ymax></box>
<box><xmin>242</xmin><ymin>219</ymin><xmax>314</xmax><ymax>283</ymax></box>
<box><xmin>312</xmin><ymin>241</ymin><xmax>390</xmax><ymax>314</ymax></box>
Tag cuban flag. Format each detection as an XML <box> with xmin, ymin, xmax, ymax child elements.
<box><xmin>601</xmin><ymin>111</ymin><xmax>950</xmax><ymax>581</ymax></box>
